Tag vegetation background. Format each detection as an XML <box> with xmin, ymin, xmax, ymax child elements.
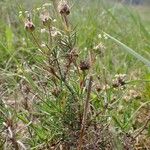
<box><xmin>0</xmin><ymin>0</ymin><xmax>150</xmax><ymax>149</ymax></box>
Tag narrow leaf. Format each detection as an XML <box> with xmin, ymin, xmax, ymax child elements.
<box><xmin>105</xmin><ymin>32</ymin><xmax>150</xmax><ymax>68</ymax></box>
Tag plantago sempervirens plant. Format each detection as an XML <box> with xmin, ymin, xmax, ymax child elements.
<box><xmin>9</xmin><ymin>1</ymin><xmax>138</xmax><ymax>149</ymax></box>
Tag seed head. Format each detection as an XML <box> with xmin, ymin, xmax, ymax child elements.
<box><xmin>96</xmin><ymin>85</ymin><xmax>102</xmax><ymax>92</ymax></box>
<box><xmin>79</xmin><ymin>60</ymin><xmax>90</xmax><ymax>71</ymax></box>
<box><xmin>25</xmin><ymin>20</ymin><xmax>35</xmax><ymax>32</ymax></box>
<box><xmin>51</xmin><ymin>88</ymin><xmax>61</xmax><ymax>97</ymax></box>
<box><xmin>112</xmin><ymin>74</ymin><xmax>126</xmax><ymax>88</ymax></box>
<box><xmin>51</xmin><ymin>27</ymin><xmax>62</xmax><ymax>37</ymax></box>
<box><xmin>40</xmin><ymin>12</ymin><xmax>52</xmax><ymax>27</ymax></box>
<box><xmin>66</xmin><ymin>49</ymin><xmax>78</xmax><ymax>63</ymax></box>
<box><xmin>58</xmin><ymin>1</ymin><xmax>70</xmax><ymax>16</ymax></box>
<box><xmin>93</xmin><ymin>42</ymin><xmax>106</xmax><ymax>56</ymax></box>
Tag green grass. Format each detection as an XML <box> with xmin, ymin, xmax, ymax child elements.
<box><xmin>0</xmin><ymin>0</ymin><xmax>150</xmax><ymax>149</ymax></box>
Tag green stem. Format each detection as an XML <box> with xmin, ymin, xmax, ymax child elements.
<box><xmin>30</xmin><ymin>32</ymin><xmax>43</xmax><ymax>51</ymax></box>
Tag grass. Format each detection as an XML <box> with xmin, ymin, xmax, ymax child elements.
<box><xmin>0</xmin><ymin>0</ymin><xmax>150</xmax><ymax>149</ymax></box>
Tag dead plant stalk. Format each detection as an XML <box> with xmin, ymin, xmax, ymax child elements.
<box><xmin>77</xmin><ymin>76</ymin><xmax>93</xmax><ymax>150</ymax></box>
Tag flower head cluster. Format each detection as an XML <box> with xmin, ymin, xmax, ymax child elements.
<box><xmin>40</xmin><ymin>12</ymin><xmax>52</xmax><ymax>27</ymax></box>
<box><xmin>112</xmin><ymin>74</ymin><xmax>126</xmax><ymax>88</ymax></box>
<box><xmin>58</xmin><ymin>1</ymin><xmax>70</xmax><ymax>16</ymax></box>
<box><xmin>25</xmin><ymin>20</ymin><xmax>35</xmax><ymax>32</ymax></box>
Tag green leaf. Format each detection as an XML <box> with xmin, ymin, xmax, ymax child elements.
<box><xmin>105</xmin><ymin>33</ymin><xmax>150</xmax><ymax>68</ymax></box>
<box><xmin>112</xmin><ymin>115</ymin><xmax>123</xmax><ymax>130</ymax></box>
<box><xmin>0</xmin><ymin>40</ymin><xmax>7</xmax><ymax>51</ymax></box>
<box><xmin>5</xmin><ymin>26</ymin><xmax>14</xmax><ymax>52</ymax></box>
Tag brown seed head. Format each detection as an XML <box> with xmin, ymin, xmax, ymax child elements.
<box><xmin>58</xmin><ymin>1</ymin><xmax>70</xmax><ymax>15</ymax></box>
<box><xmin>52</xmin><ymin>88</ymin><xmax>61</xmax><ymax>97</ymax></box>
<box><xmin>112</xmin><ymin>74</ymin><xmax>126</xmax><ymax>88</ymax></box>
<box><xmin>96</xmin><ymin>85</ymin><xmax>102</xmax><ymax>92</ymax></box>
<box><xmin>66</xmin><ymin>49</ymin><xmax>78</xmax><ymax>63</ymax></box>
<box><xmin>79</xmin><ymin>60</ymin><xmax>90</xmax><ymax>71</ymax></box>
<box><xmin>41</xmin><ymin>13</ymin><xmax>52</xmax><ymax>27</ymax></box>
<box><xmin>25</xmin><ymin>20</ymin><xmax>35</xmax><ymax>32</ymax></box>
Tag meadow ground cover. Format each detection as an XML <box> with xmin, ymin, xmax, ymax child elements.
<box><xmin>0</xmin><ymin>0</ymin><xmax>150</xmax><ymax>149</ymax></box>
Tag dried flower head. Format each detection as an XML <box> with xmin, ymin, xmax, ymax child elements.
<box><xmin>58</xmin><ymin>1</ymin><xmax>70</xmax><ymax>16</ymax></box>
<box><xmin>96</xmin><ymin>85</ymin><xmax>102</xmax><ymax>92</ymax></box>
<box><xmin>79</xmin><ymin>60</ymin><xmax>90</xmax><ymax>71</ymax></box>
<box><xmin>123</xmin><ymin>89</ymin><xmax>141</xmax><ymax>102</ymax></box>
<box><xmin>40</xmin><ymin>12</ymin><xmax>52</xmax><ymax>27</ymax></box>
<box><xmin>102</xmin><ymin>84</ymin><xmax>110</xmax><ymax>91</ymax></box>
<box><xmin>112</xmin><ymin>74</ymin><xmax>126</xmax><ymax>88</ymax></box>
<box><xmin>25</xmin><ymin>20</ymin><xmax>35</xmax><ymax>32</ymax></box>
<box><xmin>66</xmin><ymin>49</ymin><xmax>78</xmax><ymax>63</ymax></box>
<box><xmin>51</xmin><ymin>27</ymin><xmax>62</xmax><ymax>37</ymax></box>
<box><xmin>93</xmin><ymin>43</ymin><xmax>106</xmax><ymax>57</ymax></box>
<box><xmin>51</xmin><ymin>88</ymin><xmax>61</xmax><ymax>97</ymax></box>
